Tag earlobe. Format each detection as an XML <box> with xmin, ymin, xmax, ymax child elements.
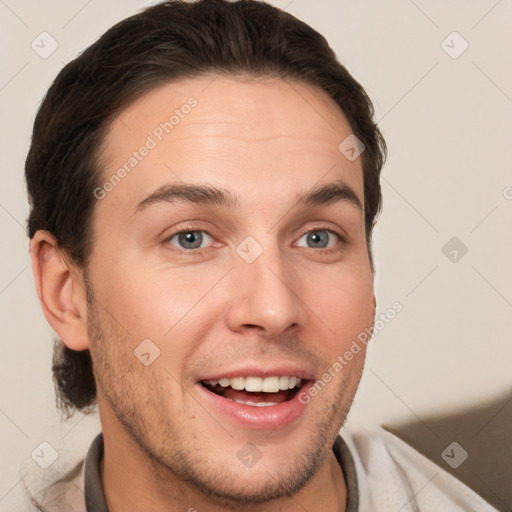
<box><xmin>30</xmin><ymin>230</ymin><xmax>90</xmax><ymax>351</ymax></box>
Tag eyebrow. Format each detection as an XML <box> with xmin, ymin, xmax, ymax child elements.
<box><xmin>134</xmin><ymin>177</ymin><xmax>362</xmax><ymax>215</ymax></box>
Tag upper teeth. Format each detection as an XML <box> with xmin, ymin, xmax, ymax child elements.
<box><xmin>205</xmin><ymin>376</ymin><xmax>302</xmax><ymax>393</ymax></box>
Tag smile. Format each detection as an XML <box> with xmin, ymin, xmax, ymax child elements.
<box><xmin>197</xmin><ymin>373</ymin><xmax>312</xmax><ymax>430</ymax></box>
<box><xmin>202</xmin><ymin>375</ymin><xmax>303</xmax><ymax>407</ymax></box>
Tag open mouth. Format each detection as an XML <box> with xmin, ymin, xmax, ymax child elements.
<box><xmin>201</xmin><ymin>376</ymin><xmax>304</xmax><ymax>407</ymax></box>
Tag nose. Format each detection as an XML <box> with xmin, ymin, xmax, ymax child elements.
<box><xmin>225</xmin><ymin>244</ymin><xmax>304</xmax><ymax>339</ymax></box>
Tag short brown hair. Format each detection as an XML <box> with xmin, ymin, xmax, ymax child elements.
<box><xmin>25</xmin><ymin>0</ymin><xmax>386</xmax><ymax>418</ymax></box>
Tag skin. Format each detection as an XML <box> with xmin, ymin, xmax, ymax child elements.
<box><xmin>31</xmin><ymin>74</ymin><xmax>376</xmax><ymax>511</ymax></box>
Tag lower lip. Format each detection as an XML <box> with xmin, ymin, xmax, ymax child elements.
<box><xmin>195</xmin><ymin>382</ymin><xmax>311</xmax><ymax>430</ymax></box>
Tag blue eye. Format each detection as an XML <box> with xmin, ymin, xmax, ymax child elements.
<box><xmin>296</xmin><ymin>229</ymin><xmax>340</xmax><ymax>250</ymax></box>
<box><xmin>167</xmin><ymin>230</ymin><xmax>213</xmax><ymax>250</ymax></box>
<box><xmin>164</xmin><ymin>227</ymin><xmax>343</xmax><ymax>254</ymax></box>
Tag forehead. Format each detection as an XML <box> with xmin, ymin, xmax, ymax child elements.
<box><xmin>97</xmin><ymin>74</ymin><xmax>363</xmax><ymax>219</ymax></box>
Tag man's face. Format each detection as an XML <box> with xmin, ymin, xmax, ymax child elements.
<box><xmin>85</xmin><ymin>75</ymin><xmax>375</xmax><ymax>503</ymax></box>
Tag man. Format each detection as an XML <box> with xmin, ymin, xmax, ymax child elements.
<box><xmin>24</xmin><ymin>1</ymin><xmax>498</xmax><ymax>510</ymax></box>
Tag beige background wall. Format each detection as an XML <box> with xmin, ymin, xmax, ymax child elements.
<box><xmin>1</xmin><ymin>1</ymin><xmax>511</xmax><ymax>510</ymax></box>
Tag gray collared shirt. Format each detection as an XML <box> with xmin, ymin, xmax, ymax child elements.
<box><xmin>25</xmin><ymin>427</ymin><xmax>499</xmax><ymax>511</ymax></box>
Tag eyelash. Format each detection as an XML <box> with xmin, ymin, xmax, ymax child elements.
<box><xmin>163</xmin><ymin>224</ymin><xmax>346</xmax><ymax>255</ymax></box>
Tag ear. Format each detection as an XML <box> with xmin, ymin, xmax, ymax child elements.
<box><xmin>30</xmin><ymin>230</ymin><xmax>89</xmax><ymax>351</ymax></box>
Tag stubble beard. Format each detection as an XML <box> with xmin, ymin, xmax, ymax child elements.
<box><xmin>85</xmin><ymin>287</ymin><xmax>358</xmax><ymax>508</ymax></box>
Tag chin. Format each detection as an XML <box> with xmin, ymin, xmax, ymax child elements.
<box><xmin>184</xmin><ymin>460</ymin><xmax>319</xmax><ymax>508</ymax></box>
<box><xmin>162</xmin><ymin>435</ymin><xmax>328</xmax><ymax>508</ymax></box>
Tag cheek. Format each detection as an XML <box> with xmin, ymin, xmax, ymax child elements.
<box><xmin>92</xmin><ymin>254</ymin><xmax>212</xmax><ymax>332</ymax></box>
<box><xmin>305</xmin><ymin>267</ymin><xmax>374</xmax><ymax>347</ymax></box>
<box><xmin>90</xmin><ymin>261</ymin><xmax>228</xmax><ymax>372</ymax></box>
